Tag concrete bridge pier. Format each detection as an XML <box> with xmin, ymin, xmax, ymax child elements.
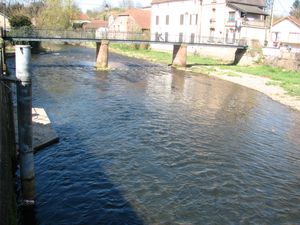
<box><xmin>96</xmin><ymin>40</ymin><xmax>109</xmax><ymax>70</ymax></box>
<box><xmin>172</xmin><ymin>44</ymin><xmax>187</xmax><ymax>67</ymax></box>
<box><xmin>233</xmin><ymin>48</ymin><xmax>247</xmax><ymax>65</ymax></box>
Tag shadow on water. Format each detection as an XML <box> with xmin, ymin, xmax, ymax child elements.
<box><xmin>34</xmin><ymin>123</ymin><xmax>145</xmax><ymax>225</ymax></box>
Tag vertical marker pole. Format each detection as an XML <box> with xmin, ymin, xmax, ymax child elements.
<box><xmin>16</xmin><ymin>45</ymin><xmax>35</xmax><ymax>205</ymax></box>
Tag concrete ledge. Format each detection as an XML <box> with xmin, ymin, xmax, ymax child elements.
<box><xmin>32</xmin><ymin>108</ymin><xmax>59</xmax><ymax>152</ymax></box>
<box><xmin>15</xmin><ymin>108</ymin><xmax>59</xmax><ymax>153</ymax></box>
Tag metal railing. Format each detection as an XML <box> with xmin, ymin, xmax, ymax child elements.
<box><xmin>5</xmin><ymin>28</ymin><xmax>248</xmax><ymax>47</ymax></box>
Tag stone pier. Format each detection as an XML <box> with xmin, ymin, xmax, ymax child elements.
<box><xmin>172</xmin><ymin>44</ymin><xmax>187</xmax><ymax>67</ymax></box>
<box><xmin>96</xmin><ymin>40</ymin><xmax>109</xmax><ymax>70</ymax></box>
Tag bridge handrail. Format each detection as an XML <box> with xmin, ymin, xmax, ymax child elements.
<box><xmin>5</xmin><ymin>28</ymin><xmax>248</xmax><ymax>48</ymax></box>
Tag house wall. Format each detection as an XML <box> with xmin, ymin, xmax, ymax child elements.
<box><xmin>151</xmin><ymin>0</ymin><xmax>267</xmax><ymax>45</ymax></box>
<box><xmin>108</xmin><ymin>15</ymin><xmax>143</xmax><ymax>39</ymax></box>
<box><xmin>151</xmin><ymin>0</ymin><xmax>200</xmax><ymax>42</ymax></box>
<box><xmin>272</xmin><ymin>19</ymin><xmax>300</xmax><ymax>44</ymax></box>
<box><xmin>0</xmin><ymin>14</ymin><xmax>10</xmax><ymax>30</ymax></box>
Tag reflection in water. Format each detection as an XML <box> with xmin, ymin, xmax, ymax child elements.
<box><xmin>11</xmin><ymin>46</ymin><xmax>300</xmax><ymax>224</ymax></box>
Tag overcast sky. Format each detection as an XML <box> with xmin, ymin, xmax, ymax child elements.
<box><xmin>75</xmin><ymin>0</ymin><xmax>293</xmax><ymax>16</ymax></box>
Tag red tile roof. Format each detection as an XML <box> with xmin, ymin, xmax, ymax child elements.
<box><xmin>83</xmin><ymin>20</ymin><xmax>108</xmax><ymax>30</ymax></box>
<box><xmin>79</xmin><ymin>13</ymin><xmax>90</xmax><ymax>20</ymax></box>
<box><xmin>119</xmin><ymin>8</ymin><xmax>151</xmax><ymax>30</ymax></box>
<box><xmin>273</xmin><ymin>16</ymin><xmax>300</xmax><ymax>28</ymax></box>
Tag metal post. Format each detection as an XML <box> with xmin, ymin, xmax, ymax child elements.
<box><xmin>16</xmin><ymin>45</ymin><xmax>36</xmax><ymax>205</ymax></box>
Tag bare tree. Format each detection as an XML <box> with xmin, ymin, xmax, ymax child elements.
<box><xmin>290</xmin><ymin>0</ymin><xmax>300</xmax><ymax>18</ymax></box>
<box><xmin>119</xmin><ymin>0</ymin><xmax>134</xmax><ymax>9</ymax></box>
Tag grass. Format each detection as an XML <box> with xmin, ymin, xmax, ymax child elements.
<box><xmin>110</xmin><ymin>43</ymin><xmax>222</xmax><ymax>65</ymax></box>
<box><xmin>109</xmin><ymin>43</ymin><xmax>300</xmax><ymax>97</ymax></box>
<box><xmin>224</xmin><ymin>65</ymin><xmax>300</xmax><ymax>96</ymax></box>
<box><xmin>110</xmin><ymin>43</ymin><xmax>172</xmax><ymax>64</ymax></box>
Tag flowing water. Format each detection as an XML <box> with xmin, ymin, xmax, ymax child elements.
<box><xmin>12</xmin><ymin>46</ymin><xmax>300</xmax><ymax>224</ymax></box>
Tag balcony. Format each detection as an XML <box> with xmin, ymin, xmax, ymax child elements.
<box><xmin>243</xmin><ymin>20</ymin><xmax>266</xmax><ymax>28</ymax></box>
<box><xmin>226</xmin><ymin>19</ymin><xmax>266</xmax><ymax>28</ymax></box>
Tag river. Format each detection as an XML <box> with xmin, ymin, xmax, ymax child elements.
<box><xmin>12</xmin><ymin>46</ymin><xmax>300</xmax><ymax>224</ymax></box>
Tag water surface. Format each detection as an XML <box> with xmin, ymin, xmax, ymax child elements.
<box><xmin>20</xmin><ymin>46</ymin><xmax>300</xmax><ymax>224</ymax></box>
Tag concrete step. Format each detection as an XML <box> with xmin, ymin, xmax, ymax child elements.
<box><xmin>15</xmin><ymin>108</ymin><xmax>59</xmax><ymax>153</ymax></box>
<box><xmin>32</xmin><ymin>108</ymin><xmax>59</xmax><ymax>152</ymax></box>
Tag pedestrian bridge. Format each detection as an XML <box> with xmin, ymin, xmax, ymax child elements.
<box><xmin>4</xmin><ymin>28</ymin><xmax>248</xmax><ymax>68</ymax></box>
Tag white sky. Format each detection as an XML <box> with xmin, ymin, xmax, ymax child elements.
<box><xmin>273</xmin><ymin>0</ymin><xmax>294</xmax><ymax>15</ymax></box>
<box><xmin>75</xmin><ymin>0</ymin><xmax>294</xmax><ymax>16</ymax></box>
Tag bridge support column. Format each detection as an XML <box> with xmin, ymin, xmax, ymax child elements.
<box><xmin>172</xmin><ymin>44</ymin><xmax>187</xmax><ymax>67</ymax></box>
<box><xmin>233</xmin><ymin>48</ymin><xmax>247</xmax><ymax>65</ymax></box>
<box><xmin>96</xmin><ymin>40</ymin><xmax>109</xmax><ymax>70</ymax></box>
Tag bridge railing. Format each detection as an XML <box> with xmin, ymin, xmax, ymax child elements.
<box><xmin>6</xmin><ymin>28</ymin><xmax>149</xmax><ymax>41</ymax></box>
<box><xmin>7</xmin><ymin>28</ymin><xmax>98</xmax><ymax>40</ymax></box>
<box><xmin>150</xmin><ymin>33</ymin><xmax>246</xmax><ymax>46</ymax></box>
<box><xmin>5</xmin><ymin>28</ymin><xmax>247</xmax><ymax>47</ymax></box>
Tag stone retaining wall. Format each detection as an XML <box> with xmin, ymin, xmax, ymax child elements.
<box><xmin>0</xmin><ymin>78</ymin><xmax>17</xmax><ymax>225</ymax></box>
<box><xmin>263</xmin><ymin>47</ymin><xmax>300</xmax><ymax>72</ymax></box>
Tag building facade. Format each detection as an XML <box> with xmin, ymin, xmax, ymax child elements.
<box><xmin>0</xmin><ymin>12</ymin><xmax>10</xmax><ymax>31</ymax></box>
<box><xmin>151</xmin><ymin>0</ymin><xmax>268</xmax><ymax>46</ymax></box>
<box><xmin>108</xmin><ymin>8</ymin><xmax>151</xmax><ymax>40</ymax></box>
<box><xmin>271</xmin><ymin>16</ymin><xmax>300</xmax><ymax>47</ymax></box>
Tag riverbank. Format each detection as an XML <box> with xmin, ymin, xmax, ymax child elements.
<box><xmin>110</xmin><ymin>43</ymin><xmax>300</xmax><ymax>112</ymax></box>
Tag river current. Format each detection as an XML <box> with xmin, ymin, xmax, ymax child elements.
<box><xmin>13</xmin><ymin>46</ymin><xmax>300</xmax><ymax>224</ymax></box>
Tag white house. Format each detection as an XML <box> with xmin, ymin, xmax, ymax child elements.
<box><xmin>0</xmin><ymin>12</ymin><xmax>10</xmax><ymax>31</ymax></box>
<box><xmin>151</xmin><ymin>0</ymin><xmax>268</xmax><ymax>46</ymax></box>
<box><xmin>271</xmin><ymin>16</ymin><xmax>300</xmax><ymax>47</ymax></box>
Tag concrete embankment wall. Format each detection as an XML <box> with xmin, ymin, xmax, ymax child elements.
<box><xmin>0</xmin><ymin>78</ymin><xmax>17</xmax><ymax>225</ymax></box>
<box><xmin>263</xmin><ymin>47</ymin><xmax>300</xmax><ymax>72</ymax></box>
<box><xmin>151</xmin><ymin>43</ymin><xmax>237</xmax><ymax>63</ymax></box>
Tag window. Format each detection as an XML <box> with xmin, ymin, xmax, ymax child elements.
<box><xmin>156</xmin><ymin>16</ymin><xmax>159</xmax><ymax>25</ymax></box>
<box><xmin>289</xmin><ymin>32</ymin><xmax>300</xmax><ymax>43</ymax></box>
<box><xmin>195</xmin><ymin>14</ymin><xmax>198</xmax><ymax>25</ymax></box>
<box><xmin>228</xmin><ymin>11</ymin><xmax>235</xmax><ymax>22</ymax></box>
<box><xmin>165</xmin><ymin>32</ymin><xmax>169</xmax><ymax>42</ymax></box>
<box><xmin>180</xmin><ymin>14</ymin><xmax>184</xmax><ymax>25</ymax></box>
<box><xmin>166</xmin><ymin>15</ymin><xmax>169</xmax><ymax>25</ymax></box>
<box><xmin>155</xmin><ymin>32</ymin><xmax>159</xmax><ymax>41</ymax></box>
<box><xmin>272</xmin><ymin>32</ymin><xmax>281</xmax><ymax>42</ymax></box>
<box><xmin>179</xmin><ymin>32</ymin><xmax>183</xmax><ymax>42</ymax></box>
<box><xmin>190</xmin><ymin>15</ymin><xmax>192</xmax><ymax>25</ymax></box>
<box><xmin>190</xmin><ymin>33</ymin><xmax>195</xmax><ymax>43</ymax></box>
<box><xmin>209</xmin><ymin>28</ymin><xmax>215</xmax><ymax>42</ymax></box>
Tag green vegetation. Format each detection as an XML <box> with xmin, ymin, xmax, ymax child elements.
<box><xmin>7</xmin><ymin>0</ymin><xmax>80</xmax><ymax>30</ymax></box>
<box><xmin>110</xmin><ymin>43</ymin><xmax>300</xmax><ymax>97</ymax></box>
<box><xmin>9</xmin><ymin>15</ymin><xmax>32</xmax><ymax>28</ymax></box>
